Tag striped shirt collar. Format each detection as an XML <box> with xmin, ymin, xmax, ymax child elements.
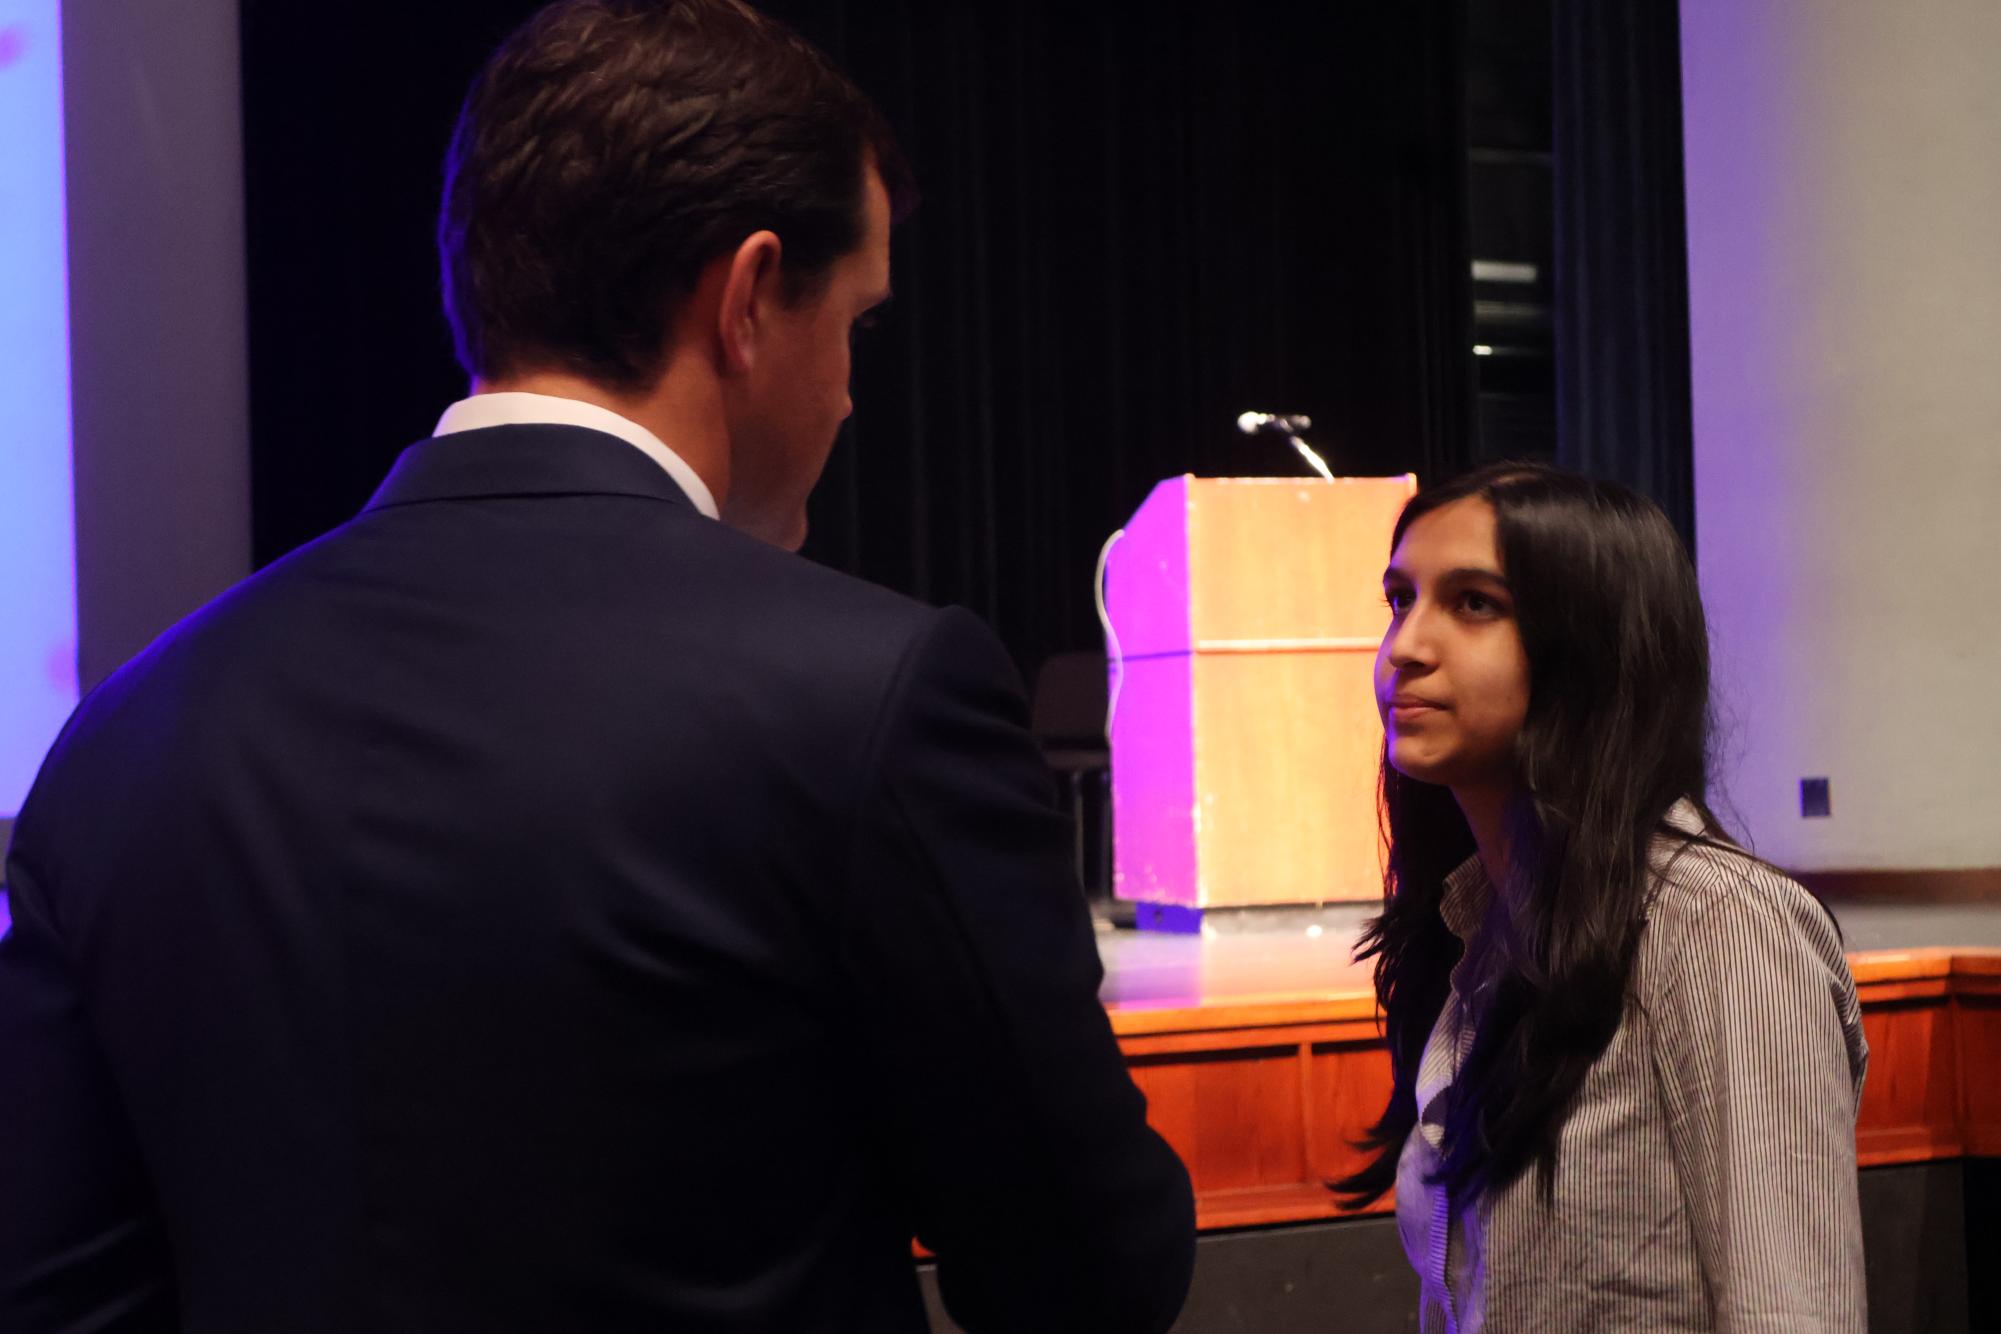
<box><xmin>1440</xmin><ymin>857</ymin><xmax>1491</xmax><ymax>946</ymax></box>
<box><xmin>432</xmin><ymin>392</ymin><xmax>719</xmax><ymax>520</ymax></box>
<box><xmin>1438</xmin><ymin>797</ymin><xmax>1713</xmax><ymax>946</ymax></box>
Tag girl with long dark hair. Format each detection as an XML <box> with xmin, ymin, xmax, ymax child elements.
<box><xmin>1339</xmin><ymin>462</ymin><xmax>1867</xmax><ymax>1331</ymax></box>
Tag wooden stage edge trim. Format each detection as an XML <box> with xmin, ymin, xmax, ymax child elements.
<box><xmin>1798</xmin><ymin>866</ymin><xmax>2001</xmax><ymax>903</ymax></box>
<box><xmin>1103</xmin><ymin>948</ymin><xmax>2001</xmax><ymax>1231</ymax></box>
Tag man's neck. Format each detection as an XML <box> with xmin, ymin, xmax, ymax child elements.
<box><xmin>471</xmin><ymin>367</ymin><xmax>731</xmax><ymax>509</ymax></box>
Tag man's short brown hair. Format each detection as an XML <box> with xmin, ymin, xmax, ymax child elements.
<box><xmin>438</xmin><ymin>0</ymin><xmax>912</xmax><ymax>389</ymax></box>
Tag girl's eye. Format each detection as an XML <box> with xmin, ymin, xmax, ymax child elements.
<box><xmin>1459</xmin><ymin>590</ymin><xmax>1504</xmax><ymax>616</ymax></box>
<box><xmin>1384</xmin><ymin>589</ymin><xmax>1414</xmax><ymax>614</ymax></box>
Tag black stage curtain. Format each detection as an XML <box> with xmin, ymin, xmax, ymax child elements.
<box><xmin>243</xmin><ymin>1</ymin><xmax>1473</xmax><ymax>678</ymax></box>
<box><xmin>1550</xmin><ymin>0</ymin><xmax>1695</xmax><ymax>546</ymax></box>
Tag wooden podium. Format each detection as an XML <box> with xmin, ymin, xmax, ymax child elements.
<box><xmin>1103</xmin><ymin>475</ymin><xmax>1415</xmax><ymax>912</ymax></box>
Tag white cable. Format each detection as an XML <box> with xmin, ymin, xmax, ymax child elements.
<box><xmin>1093</xmin><ymin>527</ymin><xmax>1127</xmax><ymax>741</ymax></box>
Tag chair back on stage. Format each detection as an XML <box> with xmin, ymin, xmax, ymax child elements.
<box><xmin>1103</xmin><ymin>474</ymin><xmax>1415</xmax><ymax>911</ymax></box>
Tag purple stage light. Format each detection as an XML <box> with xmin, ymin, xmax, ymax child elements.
<box><xmin>0</xmin><ymin>0</ymin><xmax>79</xmax><ymax>824</ymax></box>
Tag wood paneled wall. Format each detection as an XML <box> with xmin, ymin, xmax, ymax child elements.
<box><xmin>1852</xmin><ymin>951</ymin><xmax>2001</xmax><ymax>1162</ymax></box>
<box><xmin>1109</xmin><ymin>949</ymin><xmax>2001</xmax><ymax>1230</ymax></box>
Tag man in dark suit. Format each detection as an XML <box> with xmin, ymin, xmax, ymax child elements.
<box><xmin>0</xmin><ymin>2</ymin><xmax>1196</xmax><ymax>1330</ymax></box>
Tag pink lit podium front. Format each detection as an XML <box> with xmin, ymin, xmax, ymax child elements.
<box><xmin>1103</xmin><ymin>475</ymin><xmax>1415</xmax><ymax>919</ymax></box>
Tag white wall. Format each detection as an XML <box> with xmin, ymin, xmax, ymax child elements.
<box><xmin>65</xmin><ymin>0</ymin><xmax>251</xmax><ymax>690</ymax></box>
<box><xmin>1682</xmin><ymin>0</ymin><xmax>2001</xmax><ymax>869</ymax></box>
<box><xmin>1</xmin><ymin>0</ymin><xmax>248</xmax><ymax>868</ymax></box>
<box><xmin>0</xmin><ymin>0</ymin><xmax>82</xmax><ymax>831</ymax></box>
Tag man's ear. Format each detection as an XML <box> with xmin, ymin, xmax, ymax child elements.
<box><xmin>715</xmin><ymin>230</ymin><xmax>785</xmax><ymax>376</ymax></box>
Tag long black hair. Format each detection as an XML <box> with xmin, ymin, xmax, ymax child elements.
<box><xmin>1334</xmin><ymin>461</ymin><xmax>1730</xmax><ymax>1208</ymax></box>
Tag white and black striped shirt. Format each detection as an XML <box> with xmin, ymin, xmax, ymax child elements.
<box><xmin>1394</xmin><ymin>802</ymin><xmax>1869</xmax><ymax>1332</ymax></box>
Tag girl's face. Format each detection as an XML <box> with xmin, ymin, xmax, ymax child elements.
<box><xmin>1375</xmin><ymin>497</ymin><xmax>1531</xmax><ymax>796</ymax></box>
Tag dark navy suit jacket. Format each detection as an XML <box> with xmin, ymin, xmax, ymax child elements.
<box><xmin>0</xmin><ymin>425</ymin><xmax>1195</xmax><ymax>1333</ymax></box>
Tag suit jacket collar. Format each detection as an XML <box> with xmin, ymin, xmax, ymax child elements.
<box><xmin>364</xmin><ymin>424</ymin><xmax>700</xmax><ymax>514</ymax></box>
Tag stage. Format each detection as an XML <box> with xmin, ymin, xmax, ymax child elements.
<box><xmin>1092</xmin><ymin>901</ymin><xmax>2001</xmax><ymax>1231</ymax></box>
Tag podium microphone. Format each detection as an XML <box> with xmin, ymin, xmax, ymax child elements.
<box><xmin>1236</xmin><ymin>410</ymin><xmax>1335</xmax><ymax>483</ymax></box>
<box><xmin>1236</xmin><ymin>411</ymin><xmax>1312</xmax><ymax>436</ymax></box>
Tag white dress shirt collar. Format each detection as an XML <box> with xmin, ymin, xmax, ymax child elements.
<box><xmin>432</xmin><ymin>391</ymin><xmax>719</xmax><ymax>520</ymax></box>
